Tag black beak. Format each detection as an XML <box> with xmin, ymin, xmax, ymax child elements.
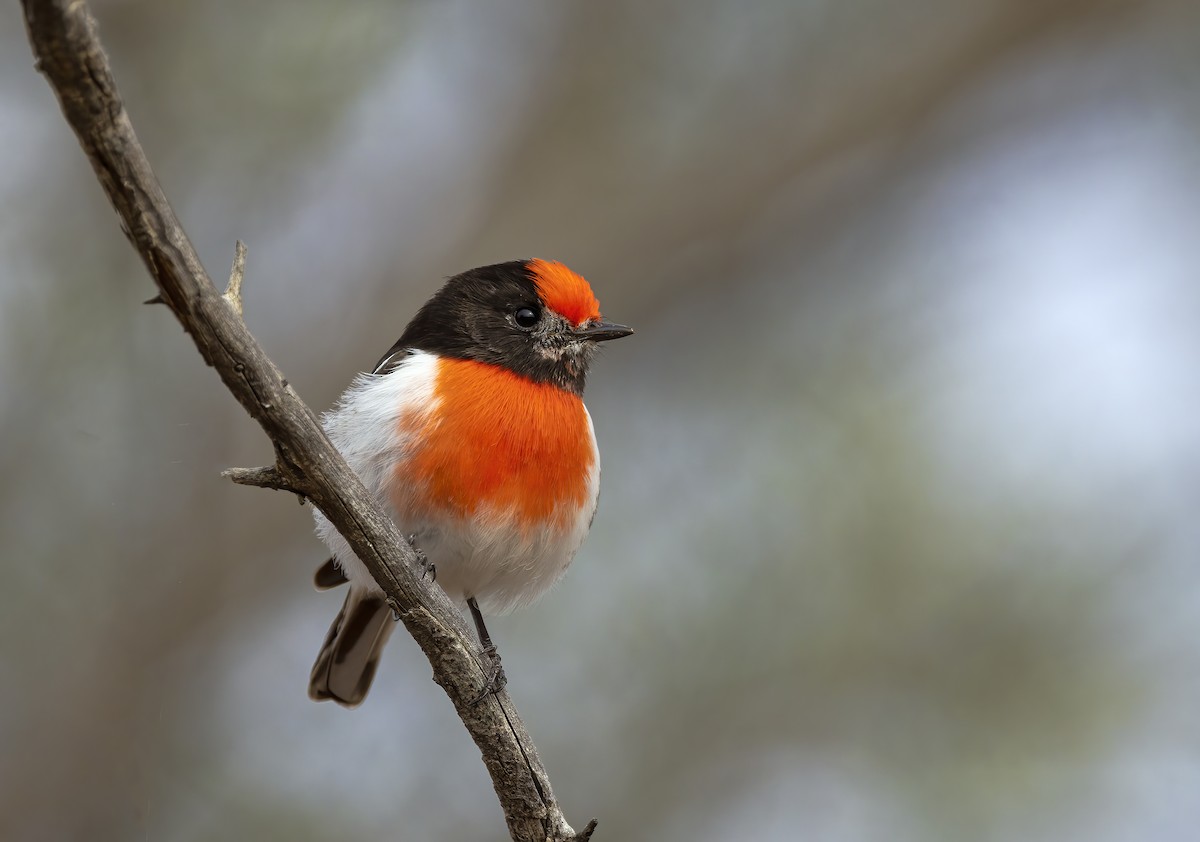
<box><xmin>574</xmin><ymin>320</ymin><xmax>634</xmax><ymax>342</ymax></box>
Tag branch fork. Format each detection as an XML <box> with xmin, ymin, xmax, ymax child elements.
<box><xmin>220</xmin><ymin>463</ymin><xmax>304</xmax><ymax>497</ymax></box>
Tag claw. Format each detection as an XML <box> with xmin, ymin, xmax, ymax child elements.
<box><xmin>469</xmin><ymin>645</ymin><xmax>508</xmax><ymax>706</ymax></box>
<box><xmin>465</xmin><ymin>597</ymin><xmax>505</xmax><ymax>705</ymax></box>
<box><xmin>408</xmin><ymin>534</ymin><xmax>436</xmax><ymax>582</ymax></box>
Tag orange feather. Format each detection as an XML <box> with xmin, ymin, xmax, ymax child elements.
<box><xmin>527</xmin><ymin>259</ymin><xmax>602</xmax><ymax>327</ymax></box>
<box><xmin>397</xmin><ymin>358</ymin><xmax>595</xmax><ymax>532</ymax></box>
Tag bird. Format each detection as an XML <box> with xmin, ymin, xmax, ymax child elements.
<box><xmin>308</xmin><ymin>259</ymin><xmax>632</xmax><ymax>707</ymax></box>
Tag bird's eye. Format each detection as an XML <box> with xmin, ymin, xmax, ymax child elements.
<box><xmin>513</xmin><ymin>307</ymin><xmax>539</xmax><ymax>329</ymax></box>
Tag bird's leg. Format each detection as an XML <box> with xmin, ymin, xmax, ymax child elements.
<box><xmin>390</xmin><ymin>536</ymin><xmax>436</xmax><ymax>621</ymax></box>
<box><xmin>407</xmin><ymin>533</ymin><xmax>436</xmax><ymax>582</ymax></box>
<box><xmin>467</xmin><ymin>596</ymin><xmax>507</xmax><ymax>704</ymax></box>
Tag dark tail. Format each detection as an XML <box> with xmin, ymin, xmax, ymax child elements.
<box><xmin>309</xmin><ymin>582</ymin><xmax>395</xmax><ymax>708</ymax></box>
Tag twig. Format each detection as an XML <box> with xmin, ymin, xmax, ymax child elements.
<box><xmin>21</xmin><ymin>2</ymin><xmax>595</xmax><ymax>839</ymax></box>
<box><xmin>224</xmin><ymin>239</ymin><xmax>246</xmax><ymax>318</ymax></box>
<box><xmin>220</xmin><ymin>464</ymin><xmax>302</xmax><ymax>495</ymax></box>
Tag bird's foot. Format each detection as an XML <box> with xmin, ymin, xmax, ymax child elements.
<box><xmin>407</xmin><ymin>534</ymin><xmax>436</xmax><ymax>582</ymax></box>
<box><xmin>469</xmin><ymin>644</ymin><xmax>508</xmax><ymax>706</ymax></box>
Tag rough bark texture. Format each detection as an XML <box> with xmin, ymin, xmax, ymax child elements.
<box><xmin>21</xmin><ymin>2</ymin><xmax>595</xmax><ymax>839</ymax></box>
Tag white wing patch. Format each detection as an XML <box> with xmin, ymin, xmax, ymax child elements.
<box><xmin>313</xmin><ymin>351</ymin><xmax>439</xmax><ymax>595</ymax></box>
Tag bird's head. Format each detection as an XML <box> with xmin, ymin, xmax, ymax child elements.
<box><xmin>395</xmin><ymin>259</ymin><xmax>633</xmax><ymax>393</ymax></box>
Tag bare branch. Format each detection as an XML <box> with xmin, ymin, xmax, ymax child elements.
<box><xmin>20</xmin><ymin>2</ymin><xmax>595</xmax><ymax>838</ymax></box>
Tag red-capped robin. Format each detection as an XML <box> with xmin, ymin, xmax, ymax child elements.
<box><xmin>309</xmin><ymin>259</ymin><xmax>632</xmax><ymax>707</ymax></box>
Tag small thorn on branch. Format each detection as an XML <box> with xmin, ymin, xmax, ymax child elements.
<box><xmin>222</xmin><ymin>464</ymin><xmax>304</xmax><ymax>495</ymax></box>
<box><xmin>224</xmin><ymin>239</ymin><xmax>247</xmax><ymax>318</ymax></box>
<box><xmin>144</xmin><ymin>293</ymin><xmax>165</xmax><ymax>305</ymax></box>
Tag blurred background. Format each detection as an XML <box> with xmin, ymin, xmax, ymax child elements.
<box><xmin>2</xmin><ymin>0</ymin><xmax>1199</xmax><ymax>839</ymax></box>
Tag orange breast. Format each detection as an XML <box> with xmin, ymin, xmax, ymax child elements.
<box><xmin>396</xmin><ymin>358</ymin><xmax>595</xmax><ymax>531</ymax></box>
